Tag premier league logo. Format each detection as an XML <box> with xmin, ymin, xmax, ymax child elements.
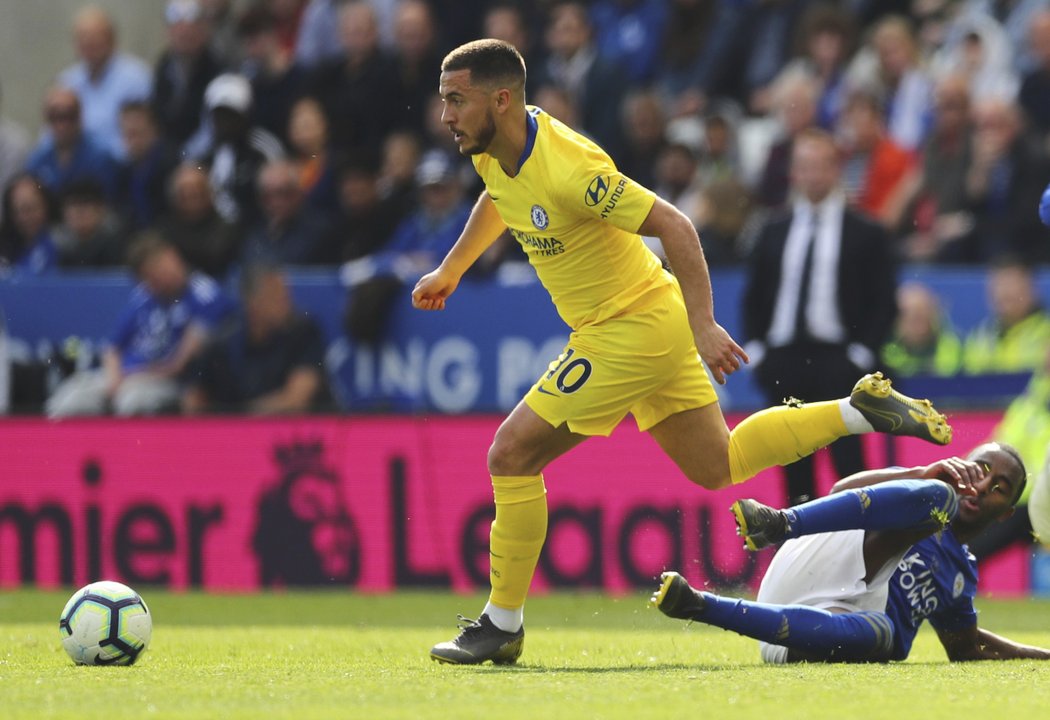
<box><xmin>531</xmin><ymin>204</ymin><xmax>549</xmax><ymax>229</ymax></box>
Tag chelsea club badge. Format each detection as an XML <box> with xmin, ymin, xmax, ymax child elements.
<box><xmin>531</xmin><ymin>205</ymin><xmax>549</xmax><ymax>230</ymax></box>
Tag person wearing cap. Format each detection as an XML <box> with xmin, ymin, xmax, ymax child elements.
<box><xmin>200</xmin><ymin>73</ymin><xmax>285</xmax><ymax>227</ymax></box>
<box><xmin>58</xmin><ymin>5</ymin><xmax>152</xmax><ymax>160</ymax></box>
<box><xmin>151</xmin><ymin>0</ymin><xmax>224</xmax><ymax>146</ymax></box>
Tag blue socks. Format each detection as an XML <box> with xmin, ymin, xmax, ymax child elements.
<box><xmin>695</xmin><ymin>594</ymin><xmax>895</xmax><ymax>661</ymax></box>
<box><xmin>782</xmin><ymin>479</ymin><xmax>958</xmax><ymax>539</ymax></box>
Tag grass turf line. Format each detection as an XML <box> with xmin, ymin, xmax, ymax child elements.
<box><xmin>2</xmin><ymin>590</ymin><xmax>1049</xmax><ymax>720</ymax></box>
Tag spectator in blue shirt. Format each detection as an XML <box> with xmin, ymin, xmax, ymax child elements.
<box><xmin>24</xmin><ymin>87</ymin><xmax>117</xmax><ymax>199</ymax></box>
<box><xmin>45</xmin><ymin>234</ymin><xmax>235</xmax><ymax>417</ymax></box>
<box><xmin>58</xmin><ymin>6</ymin><xmax>152</xmax><ymax>160</ymax></box>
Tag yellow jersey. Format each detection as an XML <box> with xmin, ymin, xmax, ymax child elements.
<box><xmin>472</xmin><ymin>107</ymin><xmax>671</xmax><ymax>330</ymax></box>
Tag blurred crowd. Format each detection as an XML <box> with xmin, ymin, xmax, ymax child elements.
<box><xmin>5</xmin><ymin>0</ymin><xmax>1050</xmax><ymax>281</ymax></box>
<box><xmin>3</xmin><ymin>0</ymin><xmax>1050</xmax><ymax>419</ymax></box>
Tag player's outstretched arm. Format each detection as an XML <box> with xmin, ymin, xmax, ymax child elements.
<box><xmin>638</xmin><ymin>197</ymin><xmax>747</xmax><ymax>384</ymax></box>
<box><xmin>831</xmin><ymin>457</ymin><xmax>982</xmax><ymax>496</ymax></box>
<box><xmin>937</xmin><ymin>624</ymin><xmax>1050</xmax><ymax>661</ymax></box>
<box><xmin>412</xmin><ymin>191</ymin><xmax>507</xmax><ymax>311</ymax></box>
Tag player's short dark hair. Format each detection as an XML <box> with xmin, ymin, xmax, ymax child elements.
<box><xmin>973</xmin><ymin>441</ymin><xmax>1028</xmax><ymax>505</ymax></box>
<box><xmin>441</xmin><ymin>39</ymin><xmax>526</xmax><ymax>91</ymax></box>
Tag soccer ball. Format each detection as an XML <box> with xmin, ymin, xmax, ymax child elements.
<box><xmin>58</xmin><ymin>581</ymin><xmax>152</xmax><ymax>666</ymax></box>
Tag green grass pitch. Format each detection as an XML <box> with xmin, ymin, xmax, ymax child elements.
<box><xmin>2</xmin><ymin>589</ymin><xmax>1049</xmax><ymax>720</ymax></box>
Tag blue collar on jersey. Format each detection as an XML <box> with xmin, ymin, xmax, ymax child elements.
<box><xmin>515</xmin><ymin>109</ymin><xmax>539</xmax><ymax>174</ymax></box>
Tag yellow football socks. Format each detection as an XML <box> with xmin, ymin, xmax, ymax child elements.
<box><xmin>727</xmin><ymin>400</ymin><xmax>848</xmax><ymax>485</ymax></box>
<box><xmin>488</xmin><ymin>474</ymin><xmax>548</xmax><ymax>609</ymax></box>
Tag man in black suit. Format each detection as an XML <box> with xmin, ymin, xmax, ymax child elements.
<box><xmin>743</xmin><ymin>127</ymin><xmax>897</xmax><ymax>505</ymax></box>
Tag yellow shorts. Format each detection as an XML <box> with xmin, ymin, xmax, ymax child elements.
<box><xmin>524</xmin><ymin>288</ymin><xmax>718</xmax><ymax>436</ymax></box>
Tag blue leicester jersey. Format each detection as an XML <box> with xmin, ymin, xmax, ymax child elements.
<box><xmin>110</xmin><ymin>272</ymin><xmax>234</xmax><ymax>371</ymax></box>
<box><xmin>885</xmin><ymin>528</ymin><xmax>978</xmax><ymax>660</ymax></box>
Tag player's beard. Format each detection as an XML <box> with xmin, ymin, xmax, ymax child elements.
<box><xmin>463</xmin><ymin>110</ymin><xmax>497</xmax><ymax>155</ymax></box>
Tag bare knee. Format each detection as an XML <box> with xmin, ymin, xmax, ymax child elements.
<box><xmin>487</xmin><ymin>431</ymin><xmax>536</xmax><ymax>476</ymax></box>
<box><xmin>681</xmin><ymin>465</ymin><xmax>732</xmax><ymax>490</ymax></box>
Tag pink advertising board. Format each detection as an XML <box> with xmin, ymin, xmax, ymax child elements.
<box><xmin>0</xmin><ymin>413</ymin><xmax>1028</xmax><ymax>594</ymax></box>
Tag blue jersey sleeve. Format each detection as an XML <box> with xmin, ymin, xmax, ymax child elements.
<box><xmin>108</xmin><ymin>287</ymin><xmax>149</xmax><ymax>351</ymax></box>
<box><xmin>186</xmin><ymin>274</ymin><xmax>236</xmax><ymax>330</ymax></box>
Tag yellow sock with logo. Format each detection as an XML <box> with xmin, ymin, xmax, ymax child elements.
<box><xmin>727</xmin><ymin>401</ymin><xmax>848</xmax><ymax>485</ymax></box>
<box><xmin>488</xmin><ymin>474</ymin><xmax>548</xmax><ymax>611</ymax></box>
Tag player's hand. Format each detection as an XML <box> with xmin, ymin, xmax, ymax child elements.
<box><xmin>694</xmin><ymin>322</ymin><xmax>749</xmax><ymax>385</ymax></box>
<box><xmin>920</xmin><ymin>457</ymin><xmax>982</xmax><ymax>496</ymax></box>
<box><xmin>411</xmin><ymin>268</ymin><xmax>459</xmax><ymax>311</ymax></box>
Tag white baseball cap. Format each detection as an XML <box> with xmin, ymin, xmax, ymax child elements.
<box><xmin>416</xmin><ymin>150</ymin><xmax>457</xmax><ymax>186</ymax></box>
<box><xmin>204</xmin><ymin>73</ymin><xmax>252</xmax><ymax>114</ymax></box>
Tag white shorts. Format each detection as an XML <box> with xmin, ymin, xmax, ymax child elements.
<box><xmin>755</xmin><ymin>529</ymin><xmax>905</xmax><ymax>664</ymax></box>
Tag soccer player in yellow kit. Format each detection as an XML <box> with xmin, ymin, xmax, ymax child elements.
<box><xmin>414</xmin><ymin>39</ymin><xmax>952</xmax><ymax>665</ymax></box>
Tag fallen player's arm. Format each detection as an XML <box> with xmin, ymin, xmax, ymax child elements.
<box><xmin>830</xmin><ymin>466</ymin><xmax>930</xmax><ymax>493</ymax></box>
<box><xmin>936</xmin><ymin>624</ymin><xmax>1050</xmax><ymax>661</ymax></box>
<box><xmin>831</xmin><ymin>457</ymin><xmax>983</xmax><ymax>495</ymax></box>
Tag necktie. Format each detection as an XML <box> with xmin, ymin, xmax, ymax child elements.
<box><xmin>794</xmin><ymin>218</ymin><xmax>818</xmax><ymax>343</ymax></box>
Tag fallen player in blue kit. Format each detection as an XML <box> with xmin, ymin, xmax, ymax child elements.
<box><xmin>653</xmin><ymin>443</ymin><xmax>1050</xmax><ymax>662</ymax></box>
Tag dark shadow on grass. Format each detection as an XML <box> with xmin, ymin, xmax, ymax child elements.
<box><xmin>461</xmin><ymin>663</ymin><xmax>738</xmax><ymax>674</ymax></box>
